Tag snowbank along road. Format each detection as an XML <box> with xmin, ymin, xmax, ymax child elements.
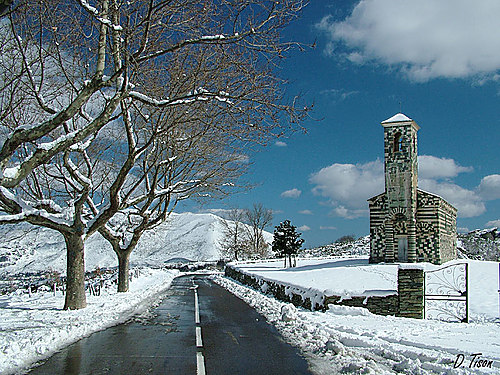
<box><xmin>213</xmin><ymin>275</ymin><xmax>500</xmax><ymax>374</ymax></box>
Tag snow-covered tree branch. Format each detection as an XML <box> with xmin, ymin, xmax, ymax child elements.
<box><xmin>0</xmin><ymin>0</ymin><xmax>310</xmax><ymax>309</ymax></box>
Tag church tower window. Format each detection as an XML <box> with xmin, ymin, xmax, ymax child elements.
<box><xmin>393</xmin><ymin>132</ymin><xmax>403</xmax><ymax>152</ymax></box>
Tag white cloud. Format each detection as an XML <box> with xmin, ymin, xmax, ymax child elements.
<box><xmin>298</xmin><ymin>225</ymin><xmax>311</xmax><ymax>232</ymax></box>
<box><xmin>233</xmin><ymin>154</ymin><xmax>250</xmax><ymax>164</ymax></box>
<box><xmin>317</xmin><ymin>0</ymin><xmax>500</xmax><ymax>81</ymax></box>
<box><xmin>478</xmin><ymin>174</ymin><xmax>500</xmax><ymax>200</ymax></box>
<box><xmin>310</xmin><ymin>160</ymin><xmax>384</xmax><ymax>218</ymax></box>
<box><xmin>275</xmin><ymin>141</ymin><xmax>287</xmax><ymax>147</ymax></box>
<box><xmin>320</xmin><ymin>226</ymin><xmax>337</xmax><ymax>230</ymax></box>
<box><xmin>457</xmin><ymin>227</ymin><xmax>470</xmax><ymax>233</ymax></box>
<box><xmin>299</xmin><ymin>209</ymin><xmax>313</xmax><ymax>215</ymax></box>
<box><xmin>419</xmin><ymin>179</ymin><xmax>485</xmax><ymax>218</ymax></box>
<box><xmin>418</xmin><ymin>155</ymin><xmax>472</xmax><ymax>179</ymax></box>
<box><xmin>333</xmin><ymin>206</ymin><xmax>368</xmax><ymax>219</ymax></box>
<box><xmin>310</xmin><ymin>156</ymin><xmax>491</xmax><ymax>219</ymax></box>
<box><xmin>319</xmin><ymin>88</ymin><xmax>360</xmax><ymax>101</ymax></box>
<box><xmin>485</xmin><ymin>219</ymin><xmax>500</xmax><ymax>228</ymax></box>
<box><xmin>281</xmin><ymin>188</ymin><xmax>302</xmax><ymax>199</ymax></box>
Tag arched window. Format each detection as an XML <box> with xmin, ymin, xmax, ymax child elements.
<box><xmin>393</xmin><ymin>132</ymin><xmax>403</xmax><ymax>152</ymax></box>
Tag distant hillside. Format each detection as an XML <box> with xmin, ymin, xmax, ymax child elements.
<box><xmin>302</xmin><ymin>228</ymin><xmax>500</xmax><ymax>262</ymax></box>
<box><xmin>301</xmin><ymin>236</ymin><xmax>370</xmax><ymax>258</ymax></box>
<box><xmin>3</xmin><ymin>214</ymin><xmax>496</xmax><ymax>276</ymax></box>
<box><xmin>0</xmin><ymin>212</ymin><xmax>262</xmax><ymax>275</ymax></box>
<box><xmin>458</xmin><ymin>227</ymin><xmax>500</xmax><ymax>261</ymax></box>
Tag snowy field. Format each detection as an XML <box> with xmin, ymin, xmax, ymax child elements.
<box><xmin>214</xmin><ymin>272</ymin><xmax>500</xmax><ymax>374</ymax></box>
<box><xmin>232</xmin><ymin>257</ymin><xmax>500</xmax><ymax>322</ymax></box>
<box><xmin>0</xmin><ymin>268</ymin><xmax>179</xmax><ymax>375</ymax></box>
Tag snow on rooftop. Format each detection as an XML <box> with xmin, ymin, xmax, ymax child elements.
<box><xmin>381</xmin><ymin>113</ymin><xmax>412</xmax><ymax>124</ymax></box>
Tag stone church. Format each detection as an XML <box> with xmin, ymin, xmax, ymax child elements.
<box><xmin>368</xmin><ymin>113</ymin><xmax>457</xmax><ymax>265</ymax></box>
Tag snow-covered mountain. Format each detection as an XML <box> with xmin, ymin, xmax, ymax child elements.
<box><xmin>0</xmin><ymin>212</ymin><xmax>240</xmax><ymax>275</ymax></box>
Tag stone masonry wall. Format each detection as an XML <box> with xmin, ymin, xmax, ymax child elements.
<box><xmin>224</xmin><ymin>266</ymin><xmax>317</xmax><ymax>310</ymax></box>
<box><xmin>397</xmin><ymin>267</ymin><xmax>424</xmax><ymax>318</ymax></box>
<box><xmin>225</xmin><ymin>265</ymin><xmax>425</xmax><ymax>319</ymax></box>
<box><xmin>323</xmin><ymin>294</ymin><xmax>398</xmax><ymax>316</ymax></box>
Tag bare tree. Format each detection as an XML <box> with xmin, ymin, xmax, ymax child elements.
<box><xmin>95</xmin><ymin>98</ymin><xmax>254</xmax><ymax>291</ymax></box>
<box><xmin>219</xmin><ymin>209</ymin><xmax>250</xmax><ymax>261</ymax></box>
<box><xmin>245</xmin><ymin>203</ymin><xmax>273</xmax><ymax>258</ymax></box>
<box><xmin>0</xmin><ymin>0</ymin><xmax>309</xmax><ymax>309</ymax></box>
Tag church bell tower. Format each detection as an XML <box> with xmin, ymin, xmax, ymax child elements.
<box><xmin>381</xmin><ymin>113</ymin><xmax>419</xmax><ymax>262</ymax></box>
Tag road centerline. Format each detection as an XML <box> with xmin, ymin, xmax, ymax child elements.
<box><xmin>194</xmin><ymin>289</ymin><xmax>200</xmax><ymax>324</ymax></box>
<box><xmin>196</xmin><ymin>352</ymin><xmax>206</xmax><ymax>375</ymax></box>
<box><xmin>193</xmin><ymin>281</ymin><xmax>206</xmax><ymax>375</ymax></box>
<box><xmin>196</xmin><ymin>326</ymin><xmax>203</xmax><ymax>348</ymax></box>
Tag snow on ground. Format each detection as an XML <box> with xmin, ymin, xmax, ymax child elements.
<box><xmin>0</xmin><ymin>268</ymin><xmax>179</xmax><ymax>375</ymax></box>
<box><xmin>232</xmin><ymin>257</ymin><xmax>500</xmax><ymax>322</ymax></box>
<box><xmin>218</xmin><ymin>257</ymin><xmax>500</xmax><ymax>373</ymax></box>
<box><xmin>213</xmin><ymin>274</ymin><xmax>500</xmax><ymax>374</ymax></box>
<box><xmin>235</xmin><ymin>257</ymin><xmax>398</xmax><ymax>299</ymax></box>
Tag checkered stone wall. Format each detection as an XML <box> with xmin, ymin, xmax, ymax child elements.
<box><xmin>369</xmin><ymin>115</ymin><xmax>457</xmax><ymax>265</ymax></box>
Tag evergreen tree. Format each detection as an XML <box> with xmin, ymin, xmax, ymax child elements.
<box><xmin>272</xmin><ymin>220</ymin><xmax>304</xmax><ymax>267</ymax></box>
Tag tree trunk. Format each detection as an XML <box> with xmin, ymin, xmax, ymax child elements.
<box><xmin>63</xmin><ymin>233</ymin><xmax>87</xmax><ymax>310</ymax></box>
<box><xmin>117</xmin><ymin>250</ymin><xmax>132</xmax><ymax>292</ymax></box>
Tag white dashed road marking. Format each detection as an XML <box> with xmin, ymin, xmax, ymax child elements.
<box><xmin>196</xmin><ymin>326</ymin><xmax>203</xmax><ymax>348</ymax></box>
<box><xmin>193</xmin><ymin>282</ymin><xmax>206</xmax><ymax>375</ymax></box>
<box><xmin>196</xmin><ymin>352</ymin><xmax>206</xmax><ymax>375</ymax></box>
<box><xmin>194</xmin><ymin>289</ymin><xmax>200</xmax><ymax>324</ymax></box>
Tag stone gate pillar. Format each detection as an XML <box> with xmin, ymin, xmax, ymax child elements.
<box><xmin>397</xmin><ymin>266</ymin><xmax>424</xmax><ymax>319</ymax></box>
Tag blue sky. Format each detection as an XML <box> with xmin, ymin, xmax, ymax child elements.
<box><xmin>193</xmin><ymin>0</ymin><xmax>500</xmax><ymax>248</ymax></box>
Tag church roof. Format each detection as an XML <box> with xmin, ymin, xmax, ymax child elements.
<box><xmin>381</xmin><ymin>113</ymin><xmax>412</xmax><ymax>124</ymax></box>
<box><xmin>367</xmin><ymin>189</ymin><xmax>457</xmax><ymax>213</ymax></box>
<box><xmin>367</xmin><ymin>191</ymin><xmax>385</xmax><ymax>202</ymax></box>
<box><xmin>417</xmin><ymin>188</ymin><xmax>457</xmax><ymax>213</ymax></box>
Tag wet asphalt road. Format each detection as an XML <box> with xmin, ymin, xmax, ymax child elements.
<box><xmin>28</xmin><ymin>275</ymin><xmax>312</xmax><ymax>375</ymax></box>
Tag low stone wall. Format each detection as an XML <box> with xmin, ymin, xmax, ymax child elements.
<box><xmin>225</xmin><ymin>265</ymin><xmax>425</xmax><ymax>319</ymax></box>
<box><xmin>225</xmin><ymin>266</ymin><xmax>318</xmax><ymax>310</ymax></box>
<box><xmin>324</xmin><ymin>294</ymin><xmax>398</xmax><ymax>316</ymax></box>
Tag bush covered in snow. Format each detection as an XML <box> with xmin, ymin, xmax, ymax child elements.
<box><xmin>300</xmin><ymin>236</ymin><xmax>370</xmax><ymax>258</ymax></box>
<box><xmin>458</xmin><ymin>228</ymin><xmax>500</xmax><ymax>261</ymax></box>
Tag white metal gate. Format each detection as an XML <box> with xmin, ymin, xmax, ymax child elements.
<box><xmin>424</xmin><ymin>263</ymin><xmax>468</xmax><ymax>323</ymax></box>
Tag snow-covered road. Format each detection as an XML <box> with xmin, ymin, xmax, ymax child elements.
<box><xmin>213</xmin><ymin>275</ymin><xmax>500</xmax><ymax>374</ymax></box>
